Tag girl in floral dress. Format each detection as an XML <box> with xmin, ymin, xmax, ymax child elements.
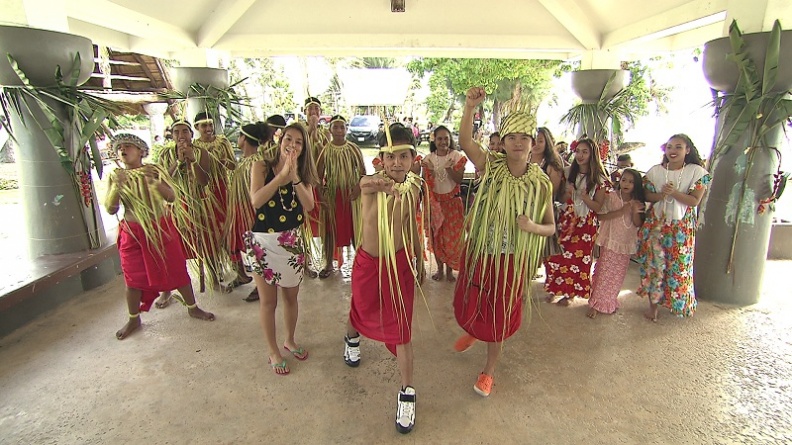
<box><xmin>545</xmin><ymin>138</ymin><xmax>608</xmax><ymax>306</ymax></box>
<box><xmin>246</xmin><ymin>123</ymin><xmax>319</xmax><ymax>375</ymax></box>
<box><xmin>422</xmin><ymin>125</ymin><xmax>467</xmax><ymax>281</ymax></box>
<box><xmin>637</xmin><ymin>134</ymin><xmax>710</xmax><ymax>321</ymax></box>
<box><xmin>587</xmin><ymin>168</ymin><xmax>645</xmax><ymax>318</ymax></box>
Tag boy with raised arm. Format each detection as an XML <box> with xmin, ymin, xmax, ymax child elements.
<box><xmin>453</xmin><ymin>87</ymin><xmax>556</xmax><ymax>397</ymax></box>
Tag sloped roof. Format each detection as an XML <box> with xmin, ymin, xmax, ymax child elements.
<box><xmin>85</xmin><ymin>46</ymin><xmax>172</xmax><ymax>92</ymax></box>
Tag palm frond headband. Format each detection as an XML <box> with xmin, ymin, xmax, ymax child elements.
<box><xmin>378</xmin><ymin>118</ymin><xmax>414</xmax><ymax>154</ymax></box>
<box><xmin>240</xmin><ymin>129</ymin><xmax>260</xmax><ymax>143</ymax></box>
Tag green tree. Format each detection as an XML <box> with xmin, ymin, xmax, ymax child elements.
<box><xmin>228</xmin><ymin>57</ymin><xmax>296</xmax><ymax>120</ymax></box>
<box><xmin>406</xmin><ymin>58</ymin><xmax>562</xmax><ymax>128</ymax></box>
<box><xmin>620</xmin><ymin>59</ymin><xmax>672</xmax><ymax>117</ymax></box>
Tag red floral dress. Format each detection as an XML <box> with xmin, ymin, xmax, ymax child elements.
<box><xmin>545</xmin><ymin>182</ymin><xmax>602</xmax><ymax>299</ymax></box>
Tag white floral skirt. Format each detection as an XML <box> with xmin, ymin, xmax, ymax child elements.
<box><xmin>243</xmin><ymin>228</ymin><xmax>304</xmax><ymax>288</ymax></box>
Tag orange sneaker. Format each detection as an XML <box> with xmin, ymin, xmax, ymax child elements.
<box><xmin>453</xmin><ymin>334</ymin><xmax>476</xmax><ymax>353</ymax></box>
<box><xmin>474</xmin><ymin>373</ymin><xmax>493</xmax><ymax>397</ymax></box>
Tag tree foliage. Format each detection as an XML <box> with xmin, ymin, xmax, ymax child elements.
<box><xmin>406</xmin><ymin>58</ymin><xmax>563</xmax><ymax>127</ymax></box>
<box><xmin>228</xmin><ymin>58</ymin><xmax>295</xmax><ymax>120</ymax></box>
<box><xmin>620</xmin><ymin>59</ymin><xmax>672</xmax><ymax>116</ymax></box>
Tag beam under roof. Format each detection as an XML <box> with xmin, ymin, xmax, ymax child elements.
<box><xmin>538</xmin><ymin>0</ymin><xmax>601</xmax><ymax>49</ymax></box>
<box><xmin>66</xmin><ymin>0</ymin><xmax>195</xmax><ymax>48</ymax></box>
<box><xmin>196</xmin><ymin>0</ymin><xmax>256</xmax><ymax>48</ymax></box>
<box><xmin>602</xmin><ymin>0</ymin><xmax>727</xmax><ymax>49</ymax></box>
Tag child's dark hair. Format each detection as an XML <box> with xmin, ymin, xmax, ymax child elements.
<box><xmin>662</xmin><ymin>133</ymin><xmax>704</xmax><ymax>167</ymax></box>
<box><xmin>378</xmin><ymin>123</ymin><xmax>415</xmax><ymax>149</ymax></box>
<box><xmin>490</xmin><ymin>132</ymin><xmax>500</xmax><ymax>140</ymax></box>
<box><xmin>240</xmin><ymin>121</ymin><xmax>269</xmax><ymax>147</ymax></box>
<box><xmin>429</xmin><ymin>125</ymin><xmax>455</xmax><ymax>153</ymax></box>
<box><xmin>567</xmin><ymin>137</ymin><xmax>608</xmax><ymax>193</ymax></box>
<box><xmin>617</xmin><ymin>153</ymin><xmax>632</xmax><ymax>162</ymax></box>
<box><xmin>617</xmin><ymin>168</ymin><xmax>645</xmax><ymax>202</ymax></box>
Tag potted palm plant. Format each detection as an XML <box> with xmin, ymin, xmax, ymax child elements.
<box><xmin>695</xmin><ymin>19</ymin><xmax>792</xmax><ymax>305</ymax></box>
<box><xmin>0</xmin><ymin>26</ymin><xmax>123</xmax><ymax>255</ymax></box>
<box><xmin>561</xmin><ymin>70</ymin><xmax>634</xmax><ymax>161</ymax></box>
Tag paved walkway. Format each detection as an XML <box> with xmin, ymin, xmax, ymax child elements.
<box><xmin>1</xmin><ymin>259</ymin><xmax>790</xmax><ymax>444</ymax></box>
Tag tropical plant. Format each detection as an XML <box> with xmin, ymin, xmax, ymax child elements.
<box><xmin>0</xmin><ymin>53</ymin><xmax>123</xmax><ymax>178</ymax></box>
<box><xmin>710</xmin><ymin>20</ymin><xmax>791</xmax><ymax>161</ymax></box>
<box><xmin>559</xmin><ymin>72</ymin><xmax>636</xmax><ymax>148</ymax></box>
<box><xmin>708</xmin><ymin>19</ymin><xmax>792</xmax><ymax>272</ymax></box>
<box><xmin>161</xmin><ymin>79</ymin><xmax>251</xmax><ymax>135</ymax></box>
<box><xmin>0</xmin><ymin>53</ymin><xmax>126</xmax><ymax>248</ymax></box>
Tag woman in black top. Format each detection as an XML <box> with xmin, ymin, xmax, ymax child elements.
<box><xmin>245</xmin><ymin>123</ymin><xmax>319</xmax><ymax>375</ymax></box>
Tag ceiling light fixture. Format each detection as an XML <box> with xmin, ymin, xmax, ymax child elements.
<box><xmin>391</xmin><ymin>0</ymin><xmax>405</xmax><ymax>13</ymax></box>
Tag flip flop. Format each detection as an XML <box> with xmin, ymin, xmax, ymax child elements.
<box><xmin>283</xmin><ymin>345</ymin><xmax>309</xmax><ymax>360</ymax></box>
<box><xmin>243</xmin><ymin>289</ymin><xmax>259</xmax><ymax>302</ymax></box>
<box><xmin>268</xmin><ymin>358</ymin><xmax>290</xmax><ymax>375</ymax></box>
<box><xmin>318</xmin><ymin>268</ymin><xmax>333</xmax><ymax>279</ymax></box>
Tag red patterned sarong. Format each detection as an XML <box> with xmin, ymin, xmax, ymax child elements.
<box><xmin>453</xmin><ymin>252</ymin><xmax>524</xmax><ymax>342</ymax></box>
<box><xmin>118</xmin><ymin>218</ymin><xmax>191</xmax><ymax>312</ymax></box>
<box><xmin>426</xmin><ymin>191</ymin><xmax>464</xmax><ymax>270</ymax></box>
<box><xmin>350</xmin><ymin>248</ymin><xmax>415</xmax><ymax>355</ymax></box>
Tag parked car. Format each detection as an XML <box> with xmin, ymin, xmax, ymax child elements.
<box><xmin>346</xmin><ymin>115</ymin><xmax>382</xmax><ymax>146</ymax></box>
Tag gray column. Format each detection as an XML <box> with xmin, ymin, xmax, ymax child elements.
<box><xmin>695</xmin><ymin>29</ymin><xmax>792</xmax><ymax>305</ymax></box>
<box><xmin>0</xmin><ymin>26</ymin><xmax>105</xmax><ymax>257</ymax></box>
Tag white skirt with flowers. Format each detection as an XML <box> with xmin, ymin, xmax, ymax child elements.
<box><xmin>243</xmin><ymin>227</ymin><xmax>305</xmax><ymax>288</ymax></box>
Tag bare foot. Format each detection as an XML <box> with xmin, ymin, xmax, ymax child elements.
<box><xmin>643</xmin><ymin>309</ymin><xmax>658</xmax><ymax>323</ymax></box>
<box><xmin>446</xmin><ymin>273</ymin><xmax>456</xmax><ymax>282</ymax></box>
<box><xmin>116</xmin><ymin>316</ymin><xmax>141</xmax><ymax>340</ymax></box>
<box><xmin>432</xmin><ymin>272</ymin><xmax>444</xmax><ymax>281</ymax></box>
<box><xmin>545</xmin><ymin>294</ymin><xmax>556</xmax><ymax>303</ymax></box>
<box><xmin>154</xmin><ymin>292</ymin><xmax>173</xmax><ymax>309</ymax></box>
<box><xmin>557</xmin><ymin>296</ymin><xmax>573</xmax><ymax>307</ymax></box>
<box><xmin>586</xmin><ymin>307</ymin><xmax>598</xmax><ymax>319</ymax></box>
<box><xmin>188</xmin><ymin>306</ymin><xmax>215</xmax><ymax>321</ymax></box>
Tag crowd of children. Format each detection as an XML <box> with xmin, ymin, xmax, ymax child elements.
<box><xmin>104</xmin><ymin>91</ymin><xmax>711</xmax><ymax>435</ymax></box>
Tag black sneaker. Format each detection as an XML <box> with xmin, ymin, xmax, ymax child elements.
<box><xmin>395</xmin><ymin>386</ymin><xmax>416</xmax><ymax>434</ymax></box>
<box><xmin>343</xmin><ymin>335</ymin><xmax>361</xmax><ymax>367</ymax></box>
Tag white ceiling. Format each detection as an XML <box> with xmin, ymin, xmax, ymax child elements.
<box><xmin>46</xmin><ymin>0</ymin><xmax>792</xmax><ymax>61</ymax></box>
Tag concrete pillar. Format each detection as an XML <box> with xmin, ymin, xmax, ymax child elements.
<box><xmin>0</xmin><ymin>26</ymin><xmax>105</xmax><ymax>256</ymax></box>
<box><xmin>171</xmin><ymin>67</ymin><xmax>229</xmax><ymax>128</ymax></box>
<box><xmin>143</xmin><ymin>102</ymin><xmax>169</xmax><ymax>144</ymax></box>
<box><xmin>695</xmin><ymin>28</ymin><xmax>792</xmax><ymax>305</ymax></box>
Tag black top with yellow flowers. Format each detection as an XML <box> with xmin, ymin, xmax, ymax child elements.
<box><xmin>252</xmin><ymin>169</ymin><xmax>304</xmax><ymax>233</ymax></box>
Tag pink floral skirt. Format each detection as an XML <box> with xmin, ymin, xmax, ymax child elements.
<box><xmin>243</xmin><ymin>228</ymin><xmax>305</xmax><ymax>288</ymax></box>
<box><xmin>588</xmin><ymin>247</ymin><xmax>630</xmax><ymax>314</ymax></box>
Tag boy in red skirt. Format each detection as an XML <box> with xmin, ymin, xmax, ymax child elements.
<box><xmin>344</xmin><ymin>125</ymin><xmax>425</xmax><ymax>434</ymax></box>
<box><xmin>106</xmin><ymin>133</ymin><xmax>214</xmax><ymax>340</ymax></box>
